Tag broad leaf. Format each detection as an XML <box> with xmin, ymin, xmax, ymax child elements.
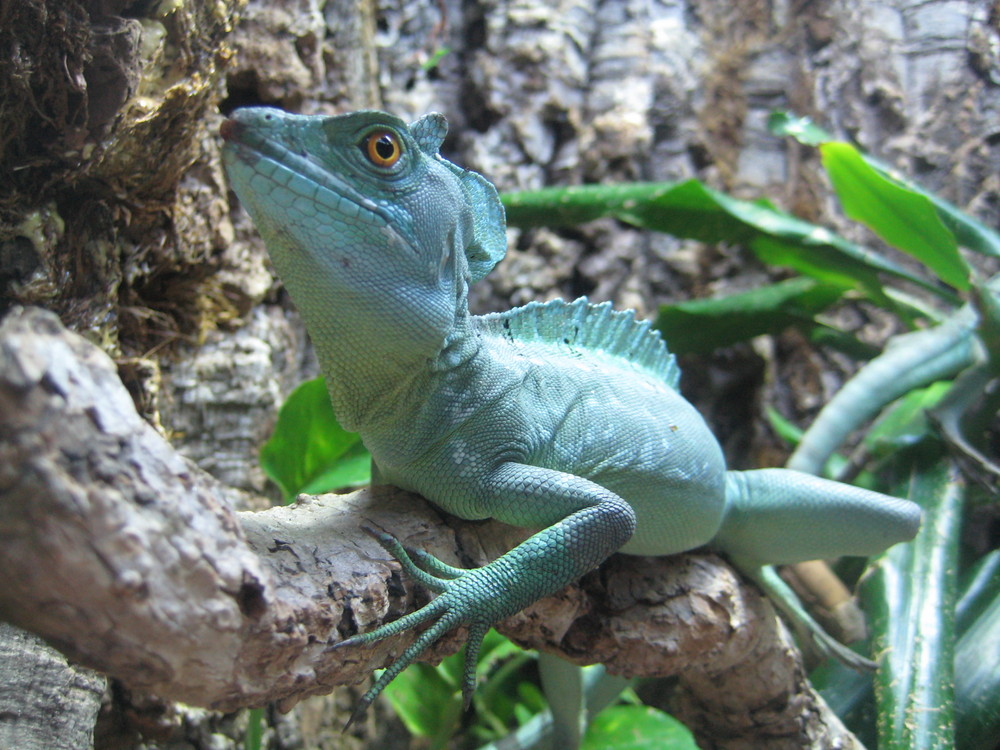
<box><xmin>862</xmin><ymin>381</ymin><xmax>952</xmax><ymax>456</ymax></box>
<box><xmin>384</xmin><ymin>663</ymin><xmax>463</xmax><ymax>748</ymax></box>
<box><xmin>954</xmin><ymin>587</ymin><xmax>1000</xmax><ymax>749</ymax></box>
<box><xmin>956</xmin><ymin>550</ymin><xmax>1000</xmax><ymax>635</ymax></box>
<box><xmin>859</xmin><ymin>158</ymin><xmax>1000</xmax><ymax>260</ymax></box>
<box><xmin>259</xmin><ymin>377</ymin><xmax>370</xmax><ymax>502</ymax></box>
<box><xmin>772</xmin><ymin>109</ymin><xmax>1000</xmax><ymax>260</ymax></box>
<box><xmin>954</xmin><ymin>550</ymin><xmax>1000</xmax><ymax>748</ymax></box>
<box><xmin>654</xmin><ymin>277</ymin><xmax>860</xmax><ymax>355</ymax></box>
<box><xmin>581</xmin><ymin>705</ymin><xmax>698</xmax><ymax>750</ymax></box>
<box><xmin>504</xmin><ymin>180</ymin><xmax>947</xmax><ymax>304</ymax></box>
<box><xmin>820</xmin><ymin>142</ymin><xmax>968</xmax><ymax>289</ymax></box>
<box><xmin>861</xmin><ymin>447</ymin><xmax>962</xmax><ymax>750</ymax></box>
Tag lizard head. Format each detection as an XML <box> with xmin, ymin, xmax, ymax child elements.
<box><xmin>221</xmin><ymin>107</ymin><xmax>506</xmax><ymax>367</ymax></box>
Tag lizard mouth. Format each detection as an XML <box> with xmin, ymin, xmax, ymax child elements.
<box><xmin>220</xmin><ymin>115</ymin><xmax>394</xmax><ymax>229</ymax></box>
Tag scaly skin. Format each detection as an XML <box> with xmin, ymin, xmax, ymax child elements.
<box><xmin>220</xmin><ymin>108</ymin><xmax>922</xmax><ymax>734</ymax></box>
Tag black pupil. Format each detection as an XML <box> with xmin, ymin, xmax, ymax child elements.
<box><xmin>374</xmin><ymin>134</ymin><xmax>396</xmax><ymax>160</ymax></box>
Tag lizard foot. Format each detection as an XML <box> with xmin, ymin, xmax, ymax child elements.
<box><xmin>330</xmin><ymin>529</ymin><xmax>512</xmax><ymax>727</ymax></box>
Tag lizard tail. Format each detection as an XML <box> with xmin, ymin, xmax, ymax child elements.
<box><xmin>714</xmin><ymin>469</ymin><xmax>921</xmax><ymax>566</ymax></box>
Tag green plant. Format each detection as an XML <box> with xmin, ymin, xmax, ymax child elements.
<box><xmin>260</xmin><ymin>376</ymin><xmax>370</xmax><ymax>503</ymax></box>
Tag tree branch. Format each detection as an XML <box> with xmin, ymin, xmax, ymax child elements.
<box><xmin>0</xmin><ymin>307</ymin><xmax>860</xmax><ymax>747</ymax></box>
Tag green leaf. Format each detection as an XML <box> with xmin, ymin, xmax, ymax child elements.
<box><xmin>956</xmin><ymin>550</ymin><xmax>1000</xmax><ymax>635</ymax></box>
<box><xmin>749</xmin><ymin>235</ymin><xmax>889</xmax><ymax>306</ymax></box>
<box><xmin>503</xmin><ymin>180</ymin><xmax>951</xmax><ymax>305</ymax></box>
<box><xmin>770</xmin><ymin>110</ymin><xmax>1000</xmax><ymax>259</ymax></box>
<box><xmin>383</xmin><ymin>663</ymin><xmax>464</xmax><ymax>746</ymax></box>
<box><xmin>703</xmin><ymin>188</ymin><xmax>937</xmax><ymax>307</ymax></box>
<box><xmin>259</xmin><ymin>377</ymin><xmax>370</xmax><ymax>502</ymax></box>
<box><xmin>421</xmin><ymin>46</ymin><xmax>450</xmax><ymax>71</ymax></box>
<box><xmin>862</xmin><ymin>158</ymin><xmax>1000</xmax><ymax>259</ymax></box>
<box><xmin>654</xmin><ymin>277</ymin><xmax>859</xmax><ymax>354</ymax></box>
<box><xmin>766</xmin><ymin>406</ymin><xmax>804</xmax><ymax>446</ymax></box>
<box><xmin>473</xmin><ymin>638</ymin><xmax>537</xmax><ymax>738</ymax></box>
<box><xmin>862</xmin><ymin>381</ymin><xmax>952</xmax><ymax>456</ymax></box>
<box><xmin>954</xmin><ymin>583</ymin><xmax>1000</xmax><ymax>749</ymax></box>
<box><xmin>387</xmin><ymin>631</ymin><xmax>542</xmax><ymax>747</ymax></box>
<box><xmin>861</xmin><ymin>447</ymin><xmax>963</xmax><ymax>750</ymax></box>
<box><xmin>581</xmin><ymin>705</ymin><xmax>698</xmax><ymax>750</ymax></box>
<box><xmin>245</xmin><ymin>707</ymin><xmax>265</xmax><ymax>750</ymax></box>
<box><xmin>613</xmin><ymin>180</ymin><xmax>760</xmax><ymax>243</ymax></box>
<box><xmin>820</xmin><ymin>142</ymin><xmax>969</xmax><ymax>289</ymax></box>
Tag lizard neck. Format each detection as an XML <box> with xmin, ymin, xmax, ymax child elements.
<box><xmin>304</xmin><ymin>281</ymin><xmax>480</xmax><ymax>433</ymax></box>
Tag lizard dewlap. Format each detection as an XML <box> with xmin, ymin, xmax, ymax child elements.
<box><xmin>221</xmin><ymin>107</ymin><xmax>921</xmax><ymax>726</ymax></box>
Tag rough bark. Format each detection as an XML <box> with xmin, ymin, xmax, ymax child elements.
<box><xmin>0</xmin><ymin>306</ymin><xmax>862</xmax><ymax>747</ymax></box>
<box><xmin>0</xmin><ymin>624</ymin><xmax>105</xmax><ymax>750</ymax></box>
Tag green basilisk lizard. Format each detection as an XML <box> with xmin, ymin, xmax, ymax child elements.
<box><xmin>220</xmin><ymin>107</ymin><xmax>921</xmax><ymax>743</ymax></box>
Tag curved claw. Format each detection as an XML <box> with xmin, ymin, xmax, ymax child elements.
<box><xmin>326</xmin><ymin>635</ymin><xmax>357</xmax><ymax>652</ymax></box>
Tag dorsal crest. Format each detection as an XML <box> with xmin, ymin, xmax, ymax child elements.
<box><xmin>477</xmin><ymin>298</ymin><xmax>680</xmax><ymax>388</ymax></box>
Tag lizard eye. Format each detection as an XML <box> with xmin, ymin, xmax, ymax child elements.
<box><xmin>362</xmin><ymin>129</ymin><xmax>403</xmax><ymax>168</ymax></box>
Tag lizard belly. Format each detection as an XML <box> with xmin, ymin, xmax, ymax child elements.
<box><xmin>528</xmin><ymin>369</ymin><xmax>728</xmax><ymax>557</ymax></box>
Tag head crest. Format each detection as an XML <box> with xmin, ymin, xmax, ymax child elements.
<box><xmin>410</xmin><ymin>113</ymin><xmax>507</xmax><ymax>282</ymax></box>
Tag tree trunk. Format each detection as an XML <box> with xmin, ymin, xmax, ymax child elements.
<box><xmin>1</xmin><ymin>0</ymin><xmax>996</xmax><ymax>747</ymax></box>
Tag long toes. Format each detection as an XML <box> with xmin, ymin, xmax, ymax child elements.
<box><xmin>342</xmin><ymin>690</ymin><xmax>376</xmax><ymax>732</ymax></box>
<box><xmin>360</xmin><ymin>525</ymin><xmax>397</xmax><ymax>548</ymax></box>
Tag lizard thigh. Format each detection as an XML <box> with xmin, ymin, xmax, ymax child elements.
<box><xmin>618</xmin><ymin>474</ymin><xmax>728</xmax><ymax>557</ymax></box>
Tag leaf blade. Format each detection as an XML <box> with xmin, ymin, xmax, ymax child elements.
<box><xmin>259</xmin><ymin>377</ymin><xmax>370</xmax><ymax>501</ymax></box>
<box><xmin>820</xmin><ymin>142</ymin><xmax>968</xmax><ymax>289</ymax></box>
<box><xmin>654</xmin><ymin>277</ymin><xmax>854</xmax><ymax>355</ymax></box>
<box><xmin>861</xmin><ymin>449</ymin><xmax>962</xmax><ymax>750</ymax></box>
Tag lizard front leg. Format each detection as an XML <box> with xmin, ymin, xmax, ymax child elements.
<box><xmin>331</xmin><ymin>463</ymin><xmax>637</xmax><ymax>724</ymax></box>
